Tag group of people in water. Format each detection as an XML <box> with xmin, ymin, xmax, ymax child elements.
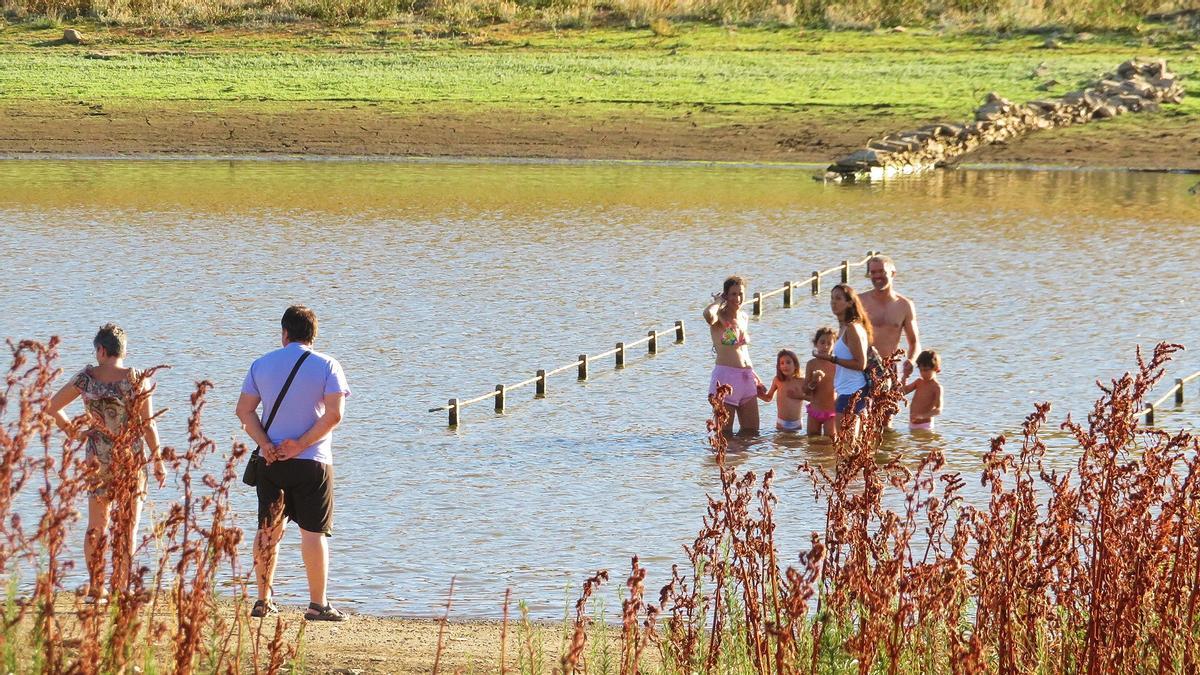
<box><xmin>704</xmin><ymin>254</ymin><xmax>943</xmax><ymax>438</ymax></box>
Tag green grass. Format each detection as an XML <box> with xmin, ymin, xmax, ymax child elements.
<box><xmin>1</xmin><ymin>23</ymin><xmax>1197</xmax><ymax>123</ymax></box>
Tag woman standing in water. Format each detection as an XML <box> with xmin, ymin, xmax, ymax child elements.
<box><xmin>45</xmin><ymin>324</ymin><xmax>165</xmax><ymax>600</ymax></box>
<box><xmin>704</xmin><ymin>276</ymin><xmax>766</xmax><ymax>433</ymax></box>
<box><xmin>815</xmin><ymin>284</ymin><xmax>874</xmax><ymax>436</ymax></box>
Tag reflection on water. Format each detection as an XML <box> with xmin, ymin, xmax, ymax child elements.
<box><xmin>1</xmin><ymin>160</ymin><xmax>1198</xmax><ymax>617</ymax></box>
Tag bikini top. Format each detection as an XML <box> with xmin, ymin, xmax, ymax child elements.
<box><xmin>720</xmin><ymin>319</ymin><xmax>747</xmax><ymax>347</ymax></box>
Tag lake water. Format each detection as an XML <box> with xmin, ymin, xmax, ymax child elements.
<box><xmin>1</xmin><ymin>160</ymin><xmax>1198</xmax><ymax>618</ymax></box>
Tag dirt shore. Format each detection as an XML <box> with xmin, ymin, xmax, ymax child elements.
<box><xmin>3</xmin><ymin>99</ymin><xmax>1198</xmax><ymax>170</ymax></box>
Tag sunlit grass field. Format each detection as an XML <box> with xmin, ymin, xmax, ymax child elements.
<box><xmin>1</xmin><ymin>23</ymin><xmax>1197</xmax><ymax>124</ymax></box>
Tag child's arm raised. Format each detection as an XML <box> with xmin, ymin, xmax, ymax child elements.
<box><xmin>900</xmin><ymin>380</ymin><xmax>920</xmax><ymax>396</ymax></box>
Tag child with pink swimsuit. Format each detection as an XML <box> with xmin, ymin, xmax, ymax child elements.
<box><xmin>804</xmin><ymin>327</ymin><xmax>838</xmax><ymax>437</ymax></box>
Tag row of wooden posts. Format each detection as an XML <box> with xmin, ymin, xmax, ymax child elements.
<box><xmin>431</xmin><ymin>251</ymin><xmax>881</xmax><ymax>427</ymax></box>
<box><xmin>430</xmin><ymin>321</ymin><xmax>686</xmax><ymax>426</ymax></box>
<box><xmin>1138</xmin><ymin>370</ymin><xmax>1200</xmax><ymax>426</ymax></box>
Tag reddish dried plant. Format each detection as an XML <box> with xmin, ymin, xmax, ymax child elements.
<box><xmin>579</xmin><ymin>342</ymin><xmax>1199</xmax><ymax>675</ymax></box>
<box><xmin>0</xmin><ymin>339</ymin><xmax>298</xmax><ymax>674</ymax></box>
<box><xmin>559</xmin><ymin>569</ymin><xmax>608</xmax><ymax>674</ymax></box>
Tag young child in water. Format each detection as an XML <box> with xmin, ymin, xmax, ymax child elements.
<box><xmin>759</xmin><ymin>349</ymin><xmax>807</xmax><ymax>431</ymax></box>
<box><xmin>902</xmin><ymin>350</ymin><xmax>943</xmax><ymax>431</ymax></box>
<box><xmin>804</xmin><ymin>327</ymin><xmax>838</xmax><ymax>437</ymax></box>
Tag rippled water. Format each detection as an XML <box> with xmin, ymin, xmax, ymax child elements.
<box><xmin>1</xmin><ymin>160</ymin><xmax>1198</xmax><ymax>618</ymax></box>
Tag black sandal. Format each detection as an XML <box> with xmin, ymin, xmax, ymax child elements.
<box><xmin>250</xmin><ymin>599</ymin><xmax>279</xmax><ymax>618</ymax></box>
<box><xmin>304</xmin><ymin>602</ymin><xmax>347</xmax><ymax>622</ymax></box>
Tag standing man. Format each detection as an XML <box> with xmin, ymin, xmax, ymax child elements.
<box><xmin>236</xmin><ymin>305</ymin><xmax>350</xmax><ymax>621</ymax></box>
<box><xmin>861</xmin><ymin>255</ymin><xmax>921</xmax><ymax>381</ymax></box>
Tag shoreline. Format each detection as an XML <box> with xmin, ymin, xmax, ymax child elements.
<box><xmin>3</xmin><ymin>101</ymin><xmax>1197</xmax><ymax>171</ymax></box>
<box><xmin>2</xmin><ymin>150</ymin><xmax>1200</xmax><ymax>174</ymax></box>
<box><xmin>3</xmin><ymin>24</ymin><xmax>1197</xmax><ymax>171</ymax></box>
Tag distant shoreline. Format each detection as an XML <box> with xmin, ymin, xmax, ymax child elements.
<box><xmin>3</xmin><ymin>99</ymin><xmax>1199</xmax><ymax>171</ymax></box>
<box><xmin>2</xmin><ymin>24</ymin><xmax>1197</xmax><ymax>171</ymax></box>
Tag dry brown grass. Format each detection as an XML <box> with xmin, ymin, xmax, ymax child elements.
<box><xmin>535</xmin><ymin>341</ymin><xmax>1200</xmax><ymax>673</ymax></box>
<box><xmin>3</xmin><ymin>0</ymin><xmax>1196</xmax><ymax>30</ymax></box>
<box><xmin>0</xmin><ymin>337</ymin><xmax>299</xmax><ymax>673</ymax></box>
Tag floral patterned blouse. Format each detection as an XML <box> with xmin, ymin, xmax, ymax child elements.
<box><xmin>70</xmin><ymin>366</ymin><xmax>146</xmax><ymax>495</ymax></box>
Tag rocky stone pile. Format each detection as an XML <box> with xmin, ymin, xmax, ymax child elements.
<box><xmin>826</xmin><ymin>58</ymin><xmax>1185</xmax><ymax>181</ymax></box>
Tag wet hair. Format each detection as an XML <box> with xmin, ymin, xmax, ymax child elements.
<box><xmin>281</xmin><ymin>305</ymin><xmax>318</xmax><ymax>344</ymax></box>
<box><xmin>722</xmin><ymin>275</ymin><xmax>747</xmax><ymax>297</ymax></box>
<box><xmin>831</xmin><ymin>284</ymin><xmax>874</xmax><ymax>345</ymax></box>
<box><xmin>866</xmin><ymin>254</ymin><xmax>896</xmax><ymax>275</ymax></box>
<box><xmin>775</xmin><ymin>349</ymin><xmax>801</xmax><ymax>382</ymax></box>
<box><xmin>93</xmin><ymin>323</ymin><xmax>127</xmax><ymax>358</ymax></box>
<box><xmin>916</xmin><ymin>350</ymin><xmax>940</xmax><ymax>370</ymax></box>
<box><xmin>812</xmin><ymin>326</ymin><xmax>836</xmax><ymax>345</ymax></box>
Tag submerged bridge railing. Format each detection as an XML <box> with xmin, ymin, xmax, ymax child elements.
<box><xmin>1138</xmin><ymin>370</ymin><xmax>1200</xmax><ymax>426</ymax></box>
<box><xmin>429</xmin><ymin>251</ymin><xmax>881</xmax><ymax>427</ymax></box>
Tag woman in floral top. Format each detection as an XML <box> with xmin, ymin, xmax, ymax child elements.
<box><xmin>46</xmin><ymin>324</ymin><xmax>165</xmax><ymax>600</ymax></box>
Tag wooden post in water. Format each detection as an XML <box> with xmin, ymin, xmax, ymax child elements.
<box><xmin>1146</xmin><ymin>403</ymin><xmax>1155</xmax><ymax>426</ymax></box>
<box><xmin>616</xmin><ymin>342</ymin><xmax>625</xmax><ymax>368</ymax></box>
<box><xmin>841</xmin><ymin>260</ymin><xmax>850</xmax><ymax>284</ymax></box>
<box><xmin>578</xmin><ymin>355</ymin><xmax>588</xmax><ymax>381</ymax></box>
<box><xmin>648</xmin><ymin>330</ymin><xmax>658</xmax><ymax>354</ymax></box>
<box><xmin>494</xmin><ymin>385</ymin><xmax>505</xmax><ymax>413</ymax></box>
<box><xmin>448</xmin><ymin>398</ymin><xmax>459</xmax><ymax>427</ymax></box>
<box><xmin>675</xmin><ymin>320</ymin><xmax>685</xmax><ymax>343</ymax></box>
<box><xmin>783</xmin><ymin>281</ymin><xmax>794</xmax><ymax>308</ymax></box>
<box><xmin>536</xmin><ymin>370</ymin><xmax>546</xmax><ymax>398</ymax></box>
<box><xmin>1177</xmin><ymin>378</ymin><xmax>1185</xmax><ymax>405</ymax></box>
<box><xmin>811</xmin><ymin>271</ymin><xmax>820</xmax><ymax>296</ymax></box>
<box><xmin>753</xmin><ymin>292</ymin><xmax>763</xmax><ymax>316</ymax></box>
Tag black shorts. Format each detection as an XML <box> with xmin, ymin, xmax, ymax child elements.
<box><xmin>257</xmin><ymin>459</ymin><xmax>334</xmax><ymax>536</ymax></box>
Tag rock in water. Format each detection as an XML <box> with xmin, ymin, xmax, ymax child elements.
<box><xmin>62</xmin><ymin>28</ymin><xmax>83</xmax><ymax>44</ymax></box>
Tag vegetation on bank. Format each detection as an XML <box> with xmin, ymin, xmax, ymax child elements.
<box><xmin>1</xmin><ymin>0</ymin><xmax>1199</xmax><ymax>34</ymax></box>
<box><xmin>3</xmin><ymin>339</ymin><xmax>1200</xmax><ymax>672</ymax></box>
<box><xmin>493</xmin><ymin>343</ymin><xmax>1200</xmax><ymax>673</ymax></box>
<box><xmin>0</xmin><ymin>23</ymin><xmax>1197</xmax><ymax>130</ymax></box>
<box><xmin>0</xmin><ymin>339</ymin><xmax>301</xmax><ymax>673</ymax></box>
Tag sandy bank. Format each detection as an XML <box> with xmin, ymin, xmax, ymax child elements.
<box><xmin>3</xmin><ymin>100</ymin><xmax>1199</xmax><ymax>170</ymax></box>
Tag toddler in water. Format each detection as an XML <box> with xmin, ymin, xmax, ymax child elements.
<box><xmin>759</xmin><ymin>349</ymin><xmax>807</xmax><ymax>431</ymax></box>
<box><xmin>805</xmin><ymin>327</ymin><xmax>838</xmax><ymax>437</ymax></box>
<box><xmin>901</xmin><ymin>350</ymin><xmax>943</xmax><ymax>431</ymax></box>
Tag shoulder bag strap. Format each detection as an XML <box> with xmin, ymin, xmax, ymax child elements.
<box><xmin>261</xmin><ymin>351</ymin><xmax>312</xmax><ymax>434</ymax></box>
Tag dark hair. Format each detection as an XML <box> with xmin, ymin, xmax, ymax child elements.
<box><xmin>831</xmin><ymin>284</ymin><xmax>874</xmax><ymax>345</ymax></box>
<box><xmin>812</xmin><ymin>326</ymin><xmax>836</xmax><ymax>345</ymax></box>
<box><xmin>281</xmin><ymin>305</ymin><xmax>318</xmax><ymax>344</ymax></box>
<box><xmin>722</xmin><ymin>275</ymin><xmax>747</xmax><ymax>297</ymax></box>
<box><xmin>93</xmin><ymin>323</ymin><xmax>127</xmax><ymax>358</ymax></box>
<box><xmin>775</xmin><ymin>349</ymin><xmax>801</xmax><ymax>382</ymax></box>
<box><xmin>916</xmin><ymin>350</ymin><xmax>940</xmax><ymax>370</ymax></box>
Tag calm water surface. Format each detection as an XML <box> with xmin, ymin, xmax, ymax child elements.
<box><xmin>1</xmin><ymin>160</ymin><xmax>1197</xmax><ymax>617</ymax></box>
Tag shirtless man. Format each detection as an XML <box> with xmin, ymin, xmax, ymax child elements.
<box><xmin>860</xmin><ymin>255</ymin><xmax>920</xmax><ymax>381</ymax></box>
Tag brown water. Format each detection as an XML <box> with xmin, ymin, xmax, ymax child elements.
<box><xmin>1</xmin><ymin>160</ymin><xmax>1198</xmax><ymax>617</ymax></box>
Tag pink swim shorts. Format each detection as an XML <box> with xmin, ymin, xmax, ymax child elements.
<box><xmin>807</xmin><ymin>404</ymin><xmax>836</xmax><ymax>422</ymax></box>
<box><xmin>910</xmin><ymin>420</ymin><xmax>935</xmax><ymax>431</ymax></box>
<box><xmin>709</xmin><ymin>365</ymin><xmax>760</xmax><ymax>407</ymax></box>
